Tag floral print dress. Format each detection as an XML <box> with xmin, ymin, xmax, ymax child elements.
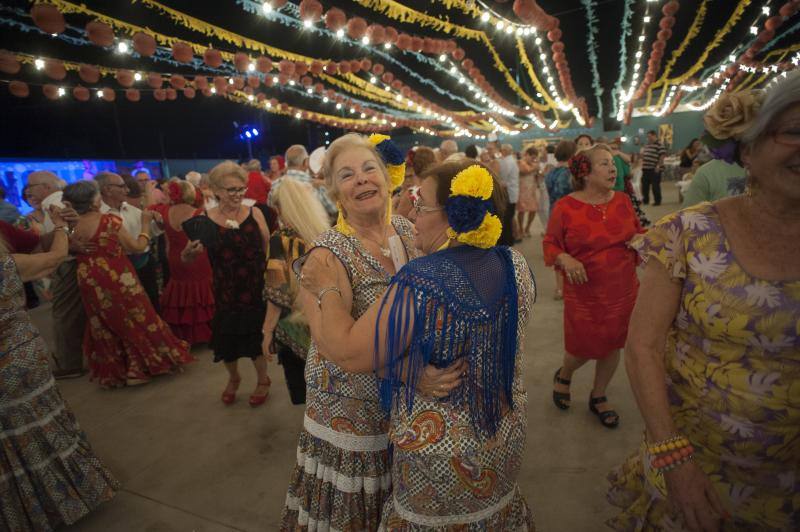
<box><xmin>607</xmin><ymin>202</ymin><xmax>800</xmax><ymax>531</ymax></box>
<box><xmin>76</xmin><ymin>214</ymin><xmax>193</xmax><ymax>387</ymax></box>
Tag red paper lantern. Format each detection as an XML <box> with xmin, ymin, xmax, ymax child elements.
<box><xmin>411</xmin><ymin>37</ymin><xmax>424</xmax><ymax>52</ymax></box>
<box><xmin>659</xmin><ymin>17</ymin><xmax>675</xmax><ymax>30</ymax></box>
<box><xmin>553</xmin><ymin>52</ymin><xmax>566</xmax><ymax>63</ymax></box>
<box><xmin>43</xmin><ymin>84</ymin><xmax>59</xmax><ymax>100</ymax></box>
<box><xmin>125</xmin><ymin>88</ymin><xmax>140</xmax><ymax>102</ymax></box>
<box><xmin>257</xmin><ymin>93</ymin><xmax>266</xmax><ymax>101</ymax></box>
<box><xmin>764</xmin><ymin>16</ymin><xmax>783</xmax><ymax>32</ymax></box>
<box><xmin>278</xmin><ymin>73</ymin><xmax>290</xmax><ymax>85</ymax></box>
<box><xmin>299</xmin><ymin>0</ymin><xmax>323</xmax><ymax>22</ymax></box>
<box><xmin>86</xmin><ymin>21</ymin><xmax>114</xmax><ymax>47</ymax></box>
<box><xmin>749</xmin><ymin>41</ymin><xmax>764</xmax><ymax>53</ymax></box>
<box><xmin>462</xmin><ymin>58</ymin><xmax>474</xmax><ymax>70</ymax></box>
<box><xmin>757</xmin><ymin>30</ymin><xmax>775</xmax><ymax>44</ymax></box>
<box><xmin>279</xmin><ymin>60</ymin><xmax>295</xmax><ymax>75</ymax></box>
<box><xmin>396</xmin><ymin>33</ymin><xmax>412</xmax><ymax>50</ymax></box>
<box><xmin>779</xmin><ymin>2</ymin><xmax>798</xmax><ymax>18</ymax></box>
<box><xmin>547</xmin><ymin>29</ymin><xmax>562</xmax><ymax>42</ymax></box>
<box><xmin>172</xmin><ymin>41</ymin><xmax>193</xmax><ymax>63</ymax></box>
<box><xmin>385</xmin><ymin>27</ymin><xmax>399</xmax><ymax>44</ymax></box>
<box><xmin>295</xmin><ymin>62</ymin><xmax>309</xmax><ymax>76</ymax></box>
<box><xmin>423</xmin><ymin>38</ymin><xmax>435</xmax><ymax>54</ymax></box>
<box><xmin>73</xmin><ymin>86</ymin><xmax>90</xmax><ymax>101</ymax></box>
<box><xmin>116</xmin><ymin>69</ymin><xmax>134</xmax><ymax>87</ymax></box>
<box><xmin>372</xmin><ymin>63</ymin><xmax>385</xmax><ymax>75</ymax></box>
<box><xmin>31</xmin><ymin>4</ymin><xmax>65</xmax><ymax>35</ymax></box>
<box><xmin>0</xmin><ymin>51</ymin><xmax>20</xmax><ymax>74</ymax></box>
<box><xmin>269</xmin><ymin>98</ymin><xmax>278</xmax><ymax>108</ymax></box>
<box><xmin>452</xmin><ymin>48</ymin><xmax>465</xmax><ymax>61</ymax></box>
<box><xmin>551</xmin><ymin>41</ymin><xmax>565</xmax><ymax>54</ymax></box>
<box><xmin>301</xmin><ymin>75</ymin><xmax>312</xmax><ymax>87</ymax></box>
<box><xmin>256</xmin><ymin>56</ymin><xmax>273</xmax><ymax>73</ymax></box>
<box><xmin>165</xmin><ymin>88</ymin><xmax>177</xmax><ymax>100</ymax></box>
<box><xmin>653</xmin><ymin>40</ymin><xmax>666</xmax><ymax>52</ymax></box>
<box><xmin>324</xmin><ymin>8</ymin><xmax>346</xmax><ymax>30</ymax></box>
<box><xmin>233</xmin><ymin>77</ymin><xmax>245</xmax><ymax>90</ymax></box>
<box><xmin>310</xmin><ymin>60</ymin><xmax>323</xmax><ymax>75</ymax></box>
<box><xmin>339</xmin><ymin>61</ymin><xmax>351</xmax><ymax>74</ymax></box>
<box><xmin>657</xmin><ymin>29</ymin><xmax>672</xmax><ymax>41</ymax></box>
<box><xmin>204</xmin><ymin>48</ymin><xmax>223</xmax><ymax>68</ymax></box>
<box><xmin>360</xmin><ymin>59</ymin><xmax>372</xmax><ymax>72</ymax></box>
<box><xmin>314</xmin><ymin>83</ymin><xmax>324</xmax><ymax>93</ymax></box>
<box><xmin>367</xmin><ymin>24</ymin><xmax>386</xmax><ymax>44</ymax></box>
<box><xmin>349</xmin><ymin>59</ymin><xmax>361</xmax><ymax>73</ymax></box>
<box><xmin>44</xmin><ymin>59</ymin><xmax>66</xmax><ymax>81</ymax></box>
<box><xmin>324</xmin><ymin>62</ymin><xmax>338</xmax><ymax>75</ymax></box>
<box><xmin>513</xmin><ymin>0</ymin><xmax>537</xmax><ymax>23</ymax></box>
<box><xmin>170</xmin><ymin>75</ymin><xmax>187</xmax><ymax>89</ymax></box>
<box><xmin>247</xmin><ymin>75</ymin><xmax>260</xmax><ymax>88</ymax></box>
<box><xmin>147</xmin><ymin>73</ymin><xmax>163</xmax><ymax>89</ymax></box>
<box><xmin>662</xmin><ymin>0</ymin><xmax>680</xmax><ymax>16</ymax></box>
<box><xmin>347</xmin><ymin>17</ymin><xmax>368</xmax><ymax>39</ymax></box>
<box><xmin>183</xmin><ymin>87</ymin><xmax>195</xmax><ymax>99</ymax></box>
<box><xmin>194</xmin><ymin>76</ymin><xmax>208</xmax><ymax>89</ymax></box>
<box><xmin>234</xmin><ymin>53</ymin><xmax>250</xmax><ymax>72</ymax></box>
<box><xmin>263</xmin><ymin>76</ymin><xmax>274</xmax><ymax>87</ymax></box>
<box><xmin>381</xmin><ymin>72</ymin><xmax>394</xmax><ymax>84</ymax></box>
<box><xmin>153</xmin><ymin>89</ymin><xmax>166</xmax><ymax>101</ymax></box>
<box><xmin>101</xmin><ymin>88</ymin><xmax>116</xmax><ymax>102</ymax></box>
<box><xmin>391</xmin><ymin>79</ymin><xmax>402</xmax><ymax>90</ymax></box>
<box><xmin>133</xmin><ymin>32</ymin><xmax>156</xmax><ymax>57</ymax></box>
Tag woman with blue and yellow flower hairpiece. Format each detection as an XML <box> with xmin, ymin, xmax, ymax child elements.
<box><xmin>298</xmin><ymin>157</ymin><xmax>538</xmax><ymax>528</ymax></box>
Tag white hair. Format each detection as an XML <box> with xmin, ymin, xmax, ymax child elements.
<box><xmin>185</xmin><ymin>171</ymin><xmax>202</xmax><ymax>186</ymax></box>
<box><xmin>741</xmin><ymin>70</ymin><xmax>800</xmax><ymax>145</ymax></box>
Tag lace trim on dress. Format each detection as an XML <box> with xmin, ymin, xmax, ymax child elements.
<box><xmin>388</xmin><ymin>485</ymin><xmax>520</xmax><ymax>527</ymax></box>
<box><xmin>303</xmin><ymin>414</ymin><xmax>389</xmax><ymax>452</ymax></box>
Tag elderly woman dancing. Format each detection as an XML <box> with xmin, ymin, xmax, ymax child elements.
<box><xmin>299</xmin><ymin>159</ymin><xmax>537</xmax><ymax>529</ymax></box>
<box><xmin>608</xmin><ymin>72</ymin><xmax>800</xmax><ymax>531</ymax></box>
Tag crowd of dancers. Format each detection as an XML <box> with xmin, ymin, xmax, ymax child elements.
<box><xmin>0</xmin><ymin>71</ymin><xmax>798</xmax><ymax>531</ymax></box>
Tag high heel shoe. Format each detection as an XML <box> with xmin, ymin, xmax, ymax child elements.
<box><xmin>221</xmin><ymin>377</ymin><xmax>241</xmax><ymax>405</ymax></box>
<box><xmin>249</xmin><ymin>376</ymin><xmax>271</xmax><ymax>407</ymax></box>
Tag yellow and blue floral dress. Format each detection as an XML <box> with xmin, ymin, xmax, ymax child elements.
<box><xmin>607</xmin><ymin>202</ymin><xmax>800</xmax><ymax>530</ymax></box>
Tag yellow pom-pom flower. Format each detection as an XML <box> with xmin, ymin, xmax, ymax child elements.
<box><xmin>387</xmin><ymin>164</ymin><xmax>406</xmax><ymax>191</ymax></box>
<box><xmin>368</xmin><ymin>133</ymin><xmax>391</xmax><ymax>146</ymax></box>
<box><xmin>447</xmin><ymin>212</ymin><xmax>502</xmax><ymax>249</ymax></box>
<box><xmin>450</xmin><ymin>165</ymin><xmax>493</xmax><ymax>200</ymax></box>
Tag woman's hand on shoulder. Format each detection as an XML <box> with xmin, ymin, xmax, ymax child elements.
<box><xmin>299</xmin><ymin>248</ymin><xmax>341</xmax><ymax>296</ymax></box>
<box><xmin>417</xmin><ymin>359</ymin><xmax>466</xmax><ymax>399</ymax></box>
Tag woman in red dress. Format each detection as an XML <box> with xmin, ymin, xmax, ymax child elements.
<box><xmin>64</xmin><ymin>180</ymin><xmax>193</xmax><ymax>388</ymax></box>
<box><xmin>154</xmin><ymin>179</ymin><xmax>214</xmax><ymax>345</ymax></box>
<box><xmin>543</xmin><ymin>145</ymin><xmax>643</xmax><ymax>428</ymax></box>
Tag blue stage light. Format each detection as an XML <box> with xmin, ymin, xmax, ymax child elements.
<box><xmin>245</xmin><ymin>131</ymin><xmax>252</xmax><ymax>138</ymax></box>
<box><xmin>252</xmin><ymin>128</ymin><xmax>259</xmax><ymax>136</ymax></box>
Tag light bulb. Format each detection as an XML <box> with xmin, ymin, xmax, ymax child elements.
<box><xmin>34</xmin><ymin>58</ymin><xmax>44</xmax><ymax>70</ymax></box>
<box><xmin>303</xmin><ymin>19</ymin><xmax>312</xmax><ymax>28</ymax></box>
<box><xmin>117</xmin><ymin>42</ymin><xmax>128</xmax><ymax>53</ymax></box>
<box><xmin>262</xmin><ymin>2</ymin><xmax>272</xmax><ymax>13</ymax></box>
<box><xmin>481</xmin><ymin>12</ymin><xmax>490</xmax><ymax>22</ymax></box>
<box><xmin>248</xmin><ymin>62</ymin><xmax>256</xmax><ymax>71</ymax></box>
<box><xmin>336</xmin><ymin>29</ymin><xmax>344</xmax><ymax>39</ymax></box>
<box><xmin>361</xmin><ymin>36</ymin><xmax>369</xmax><ymax>45</ymax></box>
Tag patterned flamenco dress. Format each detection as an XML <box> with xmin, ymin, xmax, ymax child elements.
<box><xmin>1</xmin><ymin>254</ymin><xmax>119</xmax><ymax>530</ymax></box>
<box><xmin>159</xmin><ymin>207</ymin><xmax>214</xmax><ymax>344</ymax></box>
<box><xmin>543</xmin><ymin>192</ymin><xmax>643</xmax><ymax>359</ymax></box>
<box><xmin>76</xmin><ymin>214</ymin><xmax>193</xmax><ymax>387</ymax></box>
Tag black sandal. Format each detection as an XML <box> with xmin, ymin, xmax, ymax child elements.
<box><xmin>589</xmin><ymin>396</ymin><xmax>620</xmax><ymax>429</ymax></box>
<box><xmin>552</xmin><ymin>368</ymin><xmax>571</xmax><ymax>410</ymax></box>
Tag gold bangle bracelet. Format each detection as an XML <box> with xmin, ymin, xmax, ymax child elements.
<box><xmin>138</xmin><ymin>232</ymin><xmax>151</xmax><ymax>241</ymax></box>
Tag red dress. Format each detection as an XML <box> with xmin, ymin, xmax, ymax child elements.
<box><xmin>245</xmin><ymin>171</ymin><xmax>271</xmax><ymax>205</ymax></box>
<box><xmin>159</xmin><ymin>207</ymin><xmax>215</xmax><ymax>344</ymax></box>
<box><xmin>543</xmin><ymin>192</ymin><xmax>643</xmax><ymax>359</ymax></box>
<box><xmin>76</xmin><ymin>214</ymin><xmax>193</xmax><ymax>387</ymax></box>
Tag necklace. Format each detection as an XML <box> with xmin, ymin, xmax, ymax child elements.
<box><xmin>220</xmin><ymin>204</ymin><xmax>241</xmax><ymax>229</ymax></box>
<box><xmin>358</xmin><ymin>228</ymin><xmax>392</xmax><ymax>257</ymax></box>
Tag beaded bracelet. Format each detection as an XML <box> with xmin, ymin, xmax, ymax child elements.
<box><xmin>648</xmin><ymin>434</ymin><xmax>694</xmax><ymax>471</ymax></box>
<box><xmin>647</xmin><ymin>435</ymin><xmax>691</xmax><ymax>455</ymax></box>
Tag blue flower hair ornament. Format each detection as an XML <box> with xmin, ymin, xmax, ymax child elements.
<box><xmin>445</xmin><ymin>165</ymin><xmax>502</xmax><ymax>249</ymax></box>
<box><xmin>368</xmin><ymin>134</ymin><xmax>405</xmax><ymax>191</ymax></box>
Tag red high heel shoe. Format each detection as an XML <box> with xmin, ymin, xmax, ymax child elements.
<box><xmin>248</xmin><ymin>376</ymin><xmax>271</xmax><ymax>407</ymax></box>
<box><xmin>221</xmin><ymin>377</ymin><xmax>241</xmax><ymax>405</ymax></box>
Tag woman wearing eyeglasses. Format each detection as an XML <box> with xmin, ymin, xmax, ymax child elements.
<box><xmin>182</xmin><ymin>161</ymin><xmax>272</xmax><ymax>406</ymax></box>
<box><xmin>608</xmin><ymin>74</ymin><xmax>800</xmax><ymax>531</ymax></box>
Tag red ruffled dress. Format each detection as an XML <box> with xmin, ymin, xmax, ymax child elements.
<box><xmin>543</xmin><ymin>192</ymin><xmax>643</xmax><ymax>359</ymax></box>
<box><xmin>158</xmin><ymin>206</ymin><xmax>215</xmax><ymax>344</ymax></box>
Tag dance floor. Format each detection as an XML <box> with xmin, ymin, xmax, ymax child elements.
<box><xmin>30</xmin><ymin>187</ymin><xmax>679</xmax><ymax>531</ymax></box>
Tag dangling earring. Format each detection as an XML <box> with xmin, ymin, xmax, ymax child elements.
<box><xmin>744</xmin><ymin>166</ymin><xmax>755</xmax><ymax>198</ymax></box>
<box><xmin>335</xmin><ymin>202</ymin><xmax>355</xmax><ymax>236</ymax></box>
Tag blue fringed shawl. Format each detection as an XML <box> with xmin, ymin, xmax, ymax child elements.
<box><xmin>375</xmin><ymin>246</ymin><xmax>519</xmax><ymax>437</ymax></box>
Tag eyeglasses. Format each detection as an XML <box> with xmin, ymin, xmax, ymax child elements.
<box><xmin>771</xmin><ymin>124</ymin><xmax>800</xmax><ymax>146</ymax></box>
<box><xmin>412</xmin><ymin>197</ymin><xmax>443</xmax><ymax>215</ymax></box>
<box><xmin>223</xmin><ymin>186</ymin><xmax>247</xmax><ymax>195</ymax></box>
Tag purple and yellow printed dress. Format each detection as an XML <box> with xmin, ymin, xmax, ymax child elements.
<box><xmin>1</xmin><ymin>254</ymin><xmax>119</xmax><ymax>531</ymax></box>
<box><xmin>281</xmin><ymin>216</ymin><xmax>418</xmax><ymax>531</ymax></box>
<box><xmin>607</xmin><ymin>202</ymin><xmax>800</xmax><ymax>531</ymax></box>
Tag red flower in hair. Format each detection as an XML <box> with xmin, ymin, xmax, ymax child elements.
<box><xmin>167</xmin><ymin>181</ymin><xmax>183</xmax><ymax>205</ymax></box>
<box><xmin>568</xmin><ymin>153</ymin><xmax>592</xmax><ymax>180</ymax></box>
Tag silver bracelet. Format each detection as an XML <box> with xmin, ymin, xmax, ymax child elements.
<box><xmin>317</xmin><ymin>286</ymin><xmax>342</xmax><ymax>309</ymax></box>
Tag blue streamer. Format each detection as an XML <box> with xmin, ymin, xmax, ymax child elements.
<box><xmin>610</xmin><ymin>0</ymin><xmax>635</xmax><ymax>117</ymax></box>
<box><xmin>580</xmin><ymin>0</ymin><xmax>603</xmax><ymax>117</ymax></box>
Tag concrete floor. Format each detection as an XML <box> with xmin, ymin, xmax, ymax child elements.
<box><xmin>28</xmin><ymin>187</ymin><xmax>679</xmax><ymax>531</ymax></box>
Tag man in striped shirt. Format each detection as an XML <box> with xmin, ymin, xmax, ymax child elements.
<box><xmin>640</xmin><ymin>130</ymin><xmax>667</xmax><ymax>205</ymax></box>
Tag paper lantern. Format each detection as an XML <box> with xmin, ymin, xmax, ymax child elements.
<box><xmin>213</xmin><ymin>76</ymin><xmax>227</xmax><ymax>91</ymax></box>
<box><xmin>445</xmin><ymin>40</ymin><xmax>457</xmax><ymax>53</ymax></box>
<box><xmin>381</xmin><ymin>72</ymin><xmax>394</xmax><ymax>84</ymax></box>
<box><xmin>233</xmin><ymin>77</ymin><xmax>245</xmax><ymax>90</ymax></box>
<box><xmin>301</xmin><ymin>75</ymin><xmax>312</xmax><ymax>87</ymax></box>
<box><xmin>367</xmin><ymin>24</ymin><xmax>385</xmax><ymax>44</ymax></box>
<box><xmin>204</xmin><ymin>48</ymin><xmax>223</xmax><ymax>68</ymax></box>
<box><xmin>325</xmin><ymin>89</ymin><xmax>335</xmax><ymax>99</ymax></box>
<box><xmin>423</xmin><ymin>38</ymin><xmax>435</xmax><ymax>54</ymax></box>
<box><xmin>314</xmin><ymin>82</ymin><xmax>324</xmax><ymax>93</ymax></box>
<box><xmin>147</xmin><ymin>73</ymin><xmax>163</xmax><ymax>89</ymax></box>
<box><xmin>116</xmin><ymin>69</ymin><xmax>134</xmax><ymax>87</ymax></box>
<box><xmin>295</xmin><ymin>62</ymin><xmax>309</xmax><ymax>76</ymax></box>
<box><xmin>172</xmin><ymin>41</ymin><xmax>194</xmax><ymax>63</ymax></box>
<box><xmin>543</xmin><ymin>15</ymin><xmax>559</xmax><ymax>31</ymax></box>
<box><xmin>153</xmin><ymin>89</ymin><xmax>166</xmax><ymax>101</ymax></box>
<box><xmin>257</xmin><ymin>92</ymin><xmax>266</xmax><ymax>101</ymax></box>
<box><xmin>659</xmin><ymin>17</ymin><xmax>675</xmax><ymax>30</ymax></box>
<box><xmin>44</xmin><ymin>59</ymin><xmax>66</xmax><ymax>80</ymax></box>
<box><xmin>461</xmin><ymin>58</ymin><xmax>474</xmax><ymax>70</ymax></box>
<box><xmin>411</xmin><ymin>37</ymin><xmax>424</xmax><ymax>52</ymax></box>
<box><xmin>263</xmin><ymin>76</ymin><xmax>274</xmax><ymax>87</ymax></box>
<box><xmin>553</xmin><ymin>52</ymin><xmax>566</xmax><ymax>63</ymax></box>
<box><xmin>338</xmin><ymin>61</ymin><xmax>351</xmax><ymax>74</ymax></box>
<box><xmin>86</xmin><ymin>21</ymin><xmax>114</xmax><ymax>47</ymax></box>
<box><xmin>269</xmin><ymin>98</ymin><xmax>278</xmax><ymax>108</ymax></box>
<box><xmin>243</xmin><ymin>86</ymin><xmax>254</xmax><ymax>96</ymax></box>
<box><xmin>551</xmin><ymin>41</ymin><xmax>565</xmax><ymax>54</ymax></box>
<box><xmin>396</xmin><ymin>33</ymin><xmax>412</xmax><ymax>50</ymax></box>
<box><xmin>324</xmin><ymin>7</ymin><xmax>346</xmax><ymax>30</ymax></box>
<box><xmin>310</xmin><ymin>60</ymin><xmax>323</xmax><ymax>75</ymax></box>
<box><xmin>371</xmin><ymin>63</ymin><xmax>385</xmax><ymax>75</ymax></box>
<box><xmin>73</xmin><ymin>86</ymin><xmax>90</xmax><ymax>101</ymax></box>
<box><xmin>194</xmin><ymin>76</ymin><xmax>208</xmax><ymax>89</ymax></box>
<box><xmin>513</xmin><ymin>0</ymin><xmax>538</xmax><ymax>22</ymax></box>
<box><xmin>324</xmin><ymin>62</ymin><xmax>338</xmax><ymax>74</ymax></box>
<box><xmin>385</xmin><ymin>27</ymin><xmax>399</xmax><ymax>44</ymax></box>
<box><xmin>247</xmin><ymin>75</ymin><xmax>260</xmax><ymax>88</ymax></box>
<box><xmin>779</xmin><ymin>2</ymin><xmax>798</xmax><ymax>18</ymax></box>
<box><xmin>452</xmin><ymin>48</ymin><xmax>465</xmax><ymax>61</ymax></box>
<box><xmin>202</xmin><ymin>87</ymin><xmax>213</xmax><ymax>97</ymax></box>
<box><xmin>0</xmin><ymin>51</ymin><xmax>20</xmax><ymax>74</ymax></box>
<box><xmin>43</xmin><ymin>84</ymin><xmax>59</xmax><ymax>100</ymax></box>
<box><xmin>547</xmin><ymin>29</ymin><xmax>562</xmax><ymax>42</ymax></box>
<box><xmin>657</xmin><ymin>29</ymin><xmax>672</xmax><ymax>41</ymax></box>
<box><xmin>757</xmin><ymin>30</ymin><xmax>775</xmax><ymax>44</ymax></box>
<box><xmin>299</xmin><ymin>0</ymin><xmax>323</xmax><ymax>21</ymax></box>
<box><xmin>653</xmin><ymin>40</ymin><xmax>666</xmax><ymax>52</ymax></box>
<box><xmin>234</xmin><ymin>52</ymin><xmax>250</xmax><ymax>72</ymax></box>
<box><xmin>662</xmin><ymin>1</ymin><xmax>680</xmax><ymax>16</ymax></box>
<box><xmin>347</xmin><ymin>17</ymin><xmax>367</xmax><ymax>39</ymax></box>
<box><xmin>764</xmin><ymin>16</ymin><xmax>783</xmax><ymax>32</ymax></box>
<box><xmin>279</xmin><ymin>60</ymin><xmax>295</xmax><ymax>75</ymax></box>
<box><xmin>125</xmin><ymin>88</ymin><xmax>140</xmax><ymax>102</ymax></box>
<box><xmin>31</xmin><ymin>4</ymin><xmax>65</xmax><ymax>35</ymax></box>
<box><xmin>278</xmin><ymin>73</ymin><xmax>290</xmax><ymax>85</ymax></box>
<box><xmin>170</xmin><ymin>75</ymin><xmax>187</xmax><ymax>89</ymax></box>
<box><xmin>749</xmin><ymin>41</ymin><xmax>764</xmax><ymax>53</ymax></box>
<box><xmin>391</xmin><ymin>79</ymin><xmax>402</xmax><ymax>90</ymax></box>
<box><xmin>256</xmin><ymin>56</ymin><xmax>272</xmax><ymax>73</ymax></box>
<box><xmin>166</xmin><ymin>88</ymin><xmax>177</xmax><ymax>100</ymax></box>
<box><xmin>133</xmin><ymin>32</ymin><xmax>156</xmax><ymax>57</ymax></box>
<box><xmin>101</xmin><ymin>88</ymin><xmax>116</xmax><ymax>102</ymax></box>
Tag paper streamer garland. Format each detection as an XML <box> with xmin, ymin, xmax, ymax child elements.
<box><xmin>579</xmin><ymin>0</ymin><xmax>603</xmax><ymax>118</ymax></box>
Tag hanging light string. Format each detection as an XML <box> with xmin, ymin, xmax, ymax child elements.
<box><xmin>616</xmin><ymin>0</ymin><xmax>655</xmax><ymax>123</ymax></box>
<box><xmin>610</xmin><ymin>0</ymin><xmax>635</xmax><ymax>118</ymax></box>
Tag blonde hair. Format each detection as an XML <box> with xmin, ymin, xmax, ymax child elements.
<box><xmin>243</xmin><ymin>159</ymin><xmax>261</xmax><ymax>172</ymax></box>
<box><xmin>321</xmin><ymin>133</ymin><xmax>390</xmax><ymax>203</ymax></box>
<box><xmin>166</xmin><ymin>178</ymin><xmax>199</xmax><ymax>206</ymax></box>
<box><xmin>273</xmin><ymin>178</ymin><xmax>331</xmax><ymax>244</ymax></box>
<box><xmin>208</xmin><ymin>160</ymin><xmax>247</xmax><ymax>190</ymax></box>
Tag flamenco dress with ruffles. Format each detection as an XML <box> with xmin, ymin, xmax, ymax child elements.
<box><xmin>158</xmin><ymin>206</ymin><xmax>214</xmax><ymax>345</ymax></box>
<box><xmin>76</xmin><ymin>214</ymin><xmax>193</xmax><ymax>387</ymax></box>
<box><xmin>1</xmin><ymin>254</ymin><xmax>119</xmax><ymax>531</ymax></box>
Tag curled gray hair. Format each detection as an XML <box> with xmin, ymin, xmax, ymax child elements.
<box><xmin>741</xmin><ymin>70</ymin><xmax>800</xmax><ymax>145</ymax></box>
<box><xmin>63</xmin><ymin>180</ymin><xmax>99</xmax><ymax>214</ymax></box>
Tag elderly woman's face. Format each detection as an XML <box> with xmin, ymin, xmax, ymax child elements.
<box><xmin>214</xmin><ymin>175</ymin><xmax>247</xmax><ymax>206</ymax></box>
<box><xmin>586</xmin><ymin>150</ymin><xmax>617</xmax><ymax>191</ymax></box>
<box><xmin>744</xmin><ymin>102</ymin><xmax>800</xmax><ymax>200</ymax></box>
<box><xmin>270</xmin><ymin>159</ymin><xmax>280</xmax><ymax>172</ymax></box>
<box><xmin>24</xmin><ymin>188</ymin><xmax>41</xmax><ymax>208</ymax></box>
<box><xmin>409</xmin><ymin>177</ymin><xmax>448</xmax><ymax>253</ymax></box>
<box><xmin>333</xmin><ymin>147</ymin><xmax>388</xmax><ymax>218</ymax></box>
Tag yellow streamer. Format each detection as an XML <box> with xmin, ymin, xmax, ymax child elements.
<box><xmin>647</xmin><ymin>0</ymin><xmax>708</xmax><ymax>108</ymax></box>
<box><xmin>516</xmin><ymin>37</ymin><xmax>557</xmax><ymax>111</ymax></box>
